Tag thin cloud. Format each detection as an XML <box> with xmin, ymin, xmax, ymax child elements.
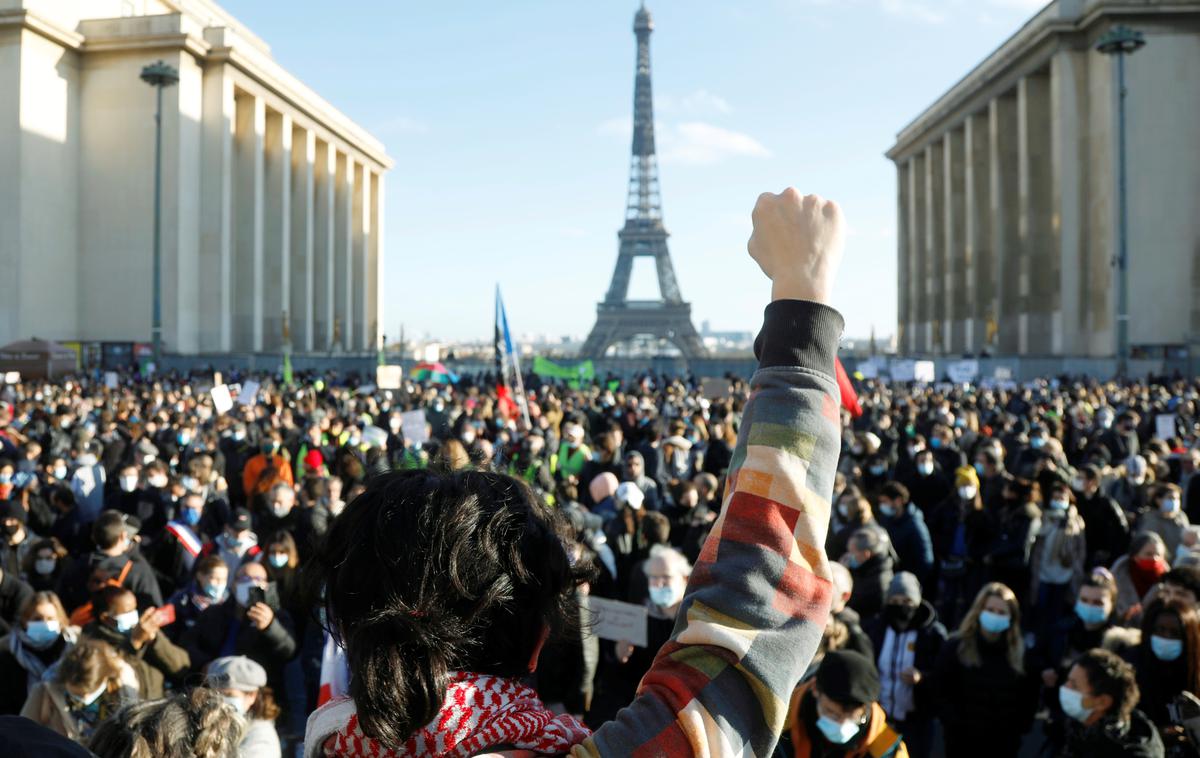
<box><xmin>681</xmin><ymin>89</ymin><xmax>732</xmax><ymax>115</ymax></box>
<box><xmin>661</xmin><ymin>122</ymin><xmax>771</xmax><ymax>165</ymax></box>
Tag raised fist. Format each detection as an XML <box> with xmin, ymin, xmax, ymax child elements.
<box><xmin>748</xmin><ymin>188</ymin><xmax>844</xmax><ymax>305</ymax></box>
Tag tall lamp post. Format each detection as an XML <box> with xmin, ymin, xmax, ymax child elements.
<box><xmin>140</xmin><ymin>60</ymin><xmax>179</xmax><ymax>370</ymax></box>
<box><xmin>1096</xmin><ymin>25</ymin><xmax>1144</xmax><ymax>379</ymax></box>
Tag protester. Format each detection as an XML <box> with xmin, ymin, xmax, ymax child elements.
<box><xmin>844</xmin><ymin>527</ymin><xmax>894</xmax><ymax>621</ymax></box>
<box><xmin>205</xmin><ymin>655</ymin><xmax>283</xmax><ymax>758</ymax></box>
<box><xmin>82</xmin><ymin>586</ymin><xmax>189</xmax><ymax>700</ymax></box>
<box><xmin>85</xmin><ymin>686</ymin><xmax>245</xmax><ymax>758</ymax></box>
<box><xmin>1059</xmin><ymin>648</ymin><xmax>1164</xmax><ymax>757</ymax></box>
<box><xmin>1029</xmin><ymin>480</ymin><xmax>1087</xmax><ymax>649</ymax></box>
<box><xmin>928</xmin><ymin>466</ymin><xmax>992</xmax><ymax>626</ymax></box>
<box><xmin>164</xmin><ymin>554</ymin><xmax>228</xmax><ymax>640</ymax></box>
<box><xmin>934</xmin><ymin>582</ymin><xmax>1038</xmax><ymax>757</ymax></box>
<box><xmin>782</xmin><ymin>650</ymin><xmax>908</xmax><ymax>758</ymax></box>
<box><xmin>1133</xmin><ymin>597</ymin><xmax>1200</xmax><ymax>728</ymax></box>
<box><xmin>1113</xmin><ymin>532</ymin><xmax>1170</xmax><ymax>622</ymax></box>
<box><xmin>20</xmin><ymin>637</ymin><xmax>137</xmax><ymax>743</ymax></box>
<box><xmin>0</xmin><ymin>591</ymin><xmax>79</xmax><ymax>714</ymax></box>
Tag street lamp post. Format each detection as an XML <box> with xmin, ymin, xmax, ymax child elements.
<box><xmin>1096</xmin><ymin>25</ymin><xmax>1145</xmax><ymax>379</ymax></box>
<box><xmin>140</xmin><ymin>60</ymin><xmax>180</xmax><ymax>371</ymax></box>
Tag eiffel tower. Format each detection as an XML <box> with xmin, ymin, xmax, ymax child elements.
<box><xmin>579</xmin><ymin>3</ymin><xmax>706</xmax><ymax>361</ymax></box>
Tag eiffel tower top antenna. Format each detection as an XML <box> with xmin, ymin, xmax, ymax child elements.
<box><xmin>627</xmin><ymin>1</ymin><xmax>661</xmax><ymax>224</ymax></box>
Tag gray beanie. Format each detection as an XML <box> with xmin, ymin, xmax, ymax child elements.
<box><xmin>887</xmin><ymin>572</ymin><xmax>922</xmax><ymax>604</ymax></box>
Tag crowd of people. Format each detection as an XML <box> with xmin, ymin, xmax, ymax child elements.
<box><xmin>3</xmin><ymin>365</ymin><xmax>1200</xmax><ymax>756</ymax></box>
<box><xmin>1</xmin><ymin>189</ymin><xmax>1198</xmax><ymax>757</ymax></box>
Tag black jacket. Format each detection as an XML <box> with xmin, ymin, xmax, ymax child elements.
<box><xmin>934</xmin><ymin>632</ymin><xmax>1038</xmax><ymax>749</ymax></box>
<box><xmin>927</xmin><ymin>498</ymin><xmax>993</xmax><ymax>567</ymax></box>
<box><xmin>1061</xmin><ymin>709</ymin><xmax>1164</xmax><ymax>758</ymax></box>
<box><xmin>56</xmin><ymin>550</ymin><xmax>163</xmax><ymax>614</ymax></box>
<box><xmin>865</xmin><ymin>600</ymin><xmax>947</xmax><ymax>721</ymax></box>
<box><xmin>1076</xmin><ymin>490</ymin><xmax>1129</xmax><ymax>568</ymax></box>
<box><xmin>847</xmin><ymin>553</ymin><xmax>893</xmax><ymax>622</ymax></box>
<box><xmin>0</xmin><ymin>572</ymin><xmax>34</xmax><ymax>636</ymax></box>
<box><xmin>834</xmin><ymin>606</ymin><xmax>874</xmax><ymax>661</ymax></box>
<box><xmin>180</xmin><ymin>596</ymin><xmax>297</xmax><ymax>691</ymax></box>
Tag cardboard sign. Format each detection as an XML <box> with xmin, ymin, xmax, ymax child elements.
<box><xmin>104</xmin><ymin>372</ymin><xmax>119</xmax><ymax>390</ymax></box>
<box><xmin>587</xmin><ymin>596</ymin><xmax>648</xmax><ymax>647</ymax></box>
<box><xmin>1157</xmin><ymin>414</ymin><xmax>1178</xmax><ymax>442</ymax></box>
<box><xmin>400</xmin><ymin>409</ymin><xmax>429</xmax><ymax>447</ymax></box>
<box><xmin>211</xmin><ymin>385</ymin><xmax>234</xmax><ymax>415</ymax></box>
<box><xmin>947</xmin><ymin>360</ymin><xmax>979</xmax><ymax>384</ymax></box>
<box><xmin>890</xmin><ymin>360</ymin><xmax>916</xmax><ymax>382</ymax></box>
<box><xmin>237</xmin><ymin>380</ymin><xmax>260</xmax><ymax>406</ymax></box>
<box><xmin>377</xmin><ymin>365</ymin><xmax>403</xmax><ymax>390</ymax></box>
<box><xmin>914</xmin><ymin>361</ymin><xmax>936</xmax><ymax>384</ymax></box>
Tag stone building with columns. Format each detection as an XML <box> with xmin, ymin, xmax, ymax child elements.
<box><xmin>887</xmin><ymin>0</ymin><xmax>1200</xmax><ymax>367</ymax></box>
<box><xmin>0</xmin><ymin>0</ymin><xmax>391</xmax><ymax>361</ymax></box>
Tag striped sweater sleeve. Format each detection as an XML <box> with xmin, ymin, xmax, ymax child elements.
<box><xmin>573</xmin><ymin>299</ymin><xmax>844</xmax><ymax>757</ymax></box>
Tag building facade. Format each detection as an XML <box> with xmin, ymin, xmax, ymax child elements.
<box><xmin>0</xmin><ymin>0</ymin><xmax>392</xmax><ymax>359</ymax></box>
<box><xmin>887</xmin><ymin>0</ymin><xmax>1200</xmax><ymax>362</ymax></box>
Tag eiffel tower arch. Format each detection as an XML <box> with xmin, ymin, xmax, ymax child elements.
<box><xmin>580</xmin><ymin>3</ymin><xmax>707</xmax><ymax>362</ymax></box>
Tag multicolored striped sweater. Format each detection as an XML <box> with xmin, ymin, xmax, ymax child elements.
<box><xmin>573</xmin><ymin>299</ymin><xmax>844</xmax><ymax>756</ymax></box>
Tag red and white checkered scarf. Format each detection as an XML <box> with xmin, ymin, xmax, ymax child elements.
<box><xmin>305</xmin><ymin>672</ymin><xmax>591</xmax><ymax>758</ymax></box>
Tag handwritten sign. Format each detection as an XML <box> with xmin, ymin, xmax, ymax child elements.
<box><xmin>401</xmin><ymin>410</ymin><xmax>429</xmax><ymax>447</ymax></box>
<box><xmin>1157</xmin><ymin>414</ymin><xmax>1178</xmax><ymax>442</ymax></box>
<box><xmin>947</xmin><ymin>360</ymin><xmax>979</xmax><ymax>384</ymax></box>
<box><xmin>587</xmin><ymin>596</ymin><xmax>648</xmax><ymax>647</ymax></box>
<box><xmin>210</xmin><ymin>385</ymin><xmax>234</xmax><ymax>415</ymax></box>
<box><xmin>890</xmin><ymin>360</ymin><xmax>915</xmax><ymax>382</ymax></box>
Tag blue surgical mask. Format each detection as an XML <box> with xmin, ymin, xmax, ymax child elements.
<box><xmin>1074</xmin><ymin>601</ymin><xmax>1108</xmax><ymax>627</ymax></box>
<box><xmin>113</xmin><ymin>610</ymin><xmax>139</xmax><ymax>634</ymax></box>
<box><xmin>1058</xmin><ymin>686</ymin><xmax>1093</xmax><ymax>723</ymax></box>
<box><xmin>979</xmin><ymin>610</ymin><xmax>1011</xmax><ymax>634</ymax></box>
<box><xmin>816</xmin><ymin>715</ymin><xmax>860</xmax><ymax>745</ymax></box>
<box><xmin>930</xmin><ymin>437</ymin><xmax>943</xmax><ymax>450</ymax></box>
<box><xmin>1162</xmin><ymin>498</ymin><xmax>1182</xmax><ymax>514</ymax></box>
<box><xmin>24</xmin><ymin>620</ymin><xmax>61</xmax><ymax>647</ymax></box>
<box><xmin>974</xmin><ymin>462</ymin><xmax>986</xmax><ymax>476</ymax></box>
<box><xmin>846</xmin><ymin>554</ymin><xmax>862</xmax><ymax>570</ymax></box>
<box><xmin>268</xmin><ymin>552</ymin><xmax>289</xmax><ymax>569</ymax></box>
<box><xmin>648</xmin><ymin>584</ymin><xmax>681</xmax><ymax>608</ymax></box>
<box><xmin>1030</xmin><ymin>437</ymin><xmax>1046</xmax><ymax>450</ymax></box>
<box><xmin>182</xmin><ymin>508</ymin><xmax>201</xmax><ymax>527</ymax></box>
<box><xmin>879</xmin><ymin>504</ymin><xmax>898</xmax><ymax>518</ymax></box>
<box><xmin>869</xmin><ymin>465</ymin><xmax>886</xmax><ymax>477</ymax></box>
<box><xmin>1048</xmin><ymin>499</ymin><xmax>1069</xmax><ymax>512</ymax></box>
<box><xmin>917</xmin><ymin>462</ymin><xmax>934</xmax><ymax>477</ymax></box>
<box><xmin>1152</xmin><ymin>635</ymin><xmax>1184</xmax><ymax>662</ymax></box>
<box><xmin>202</xmin><ymin>582</ymin><xmax>226</xmax><ymax>600</ymax></box>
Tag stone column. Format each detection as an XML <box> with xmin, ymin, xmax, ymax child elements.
<box><xmin>232</xmin><ymin>91</ymin><xmax>265</xmax><ymax>352</ymax></box>
<box><xmin>199</xmin><ymin>64</ymin><xmax>234</xmax><ymax>352</ymax></box>
<box><xmin>355</xmin><ymin>163</ymin><xmax>371</xmax><ymax>352</ymax></box>
<box><xmin>334</xmin><ymin>152</ymin><xmax>353</xmax><ymax>351</ymax></box>
<box><xmin>925</xmin><ymin>143</ymin><xmax>945</xmax><ymax>354</ymax></box>
<box><xmin>314</xmin><ymin>140</ymin><xmax>336</xmax><ymax>349</ymax></box>
<box><xmin>911</xmin><ymin>151</ymin><xmax>927</xmax><ymax>353</ymax></box>
<box><xmin>263</xmin><ymin>110</ymin><xmax>291</xmax><ymax>351</ymax></box>
<box><xmin>289</xmin><ymin>127</ymin><xmax>315</xmax><ymax>352</ymax></box>
<box><xmin>1052</xmin><ymin>50</ymin><xmax>1087</xmax><ymax>357</ymax></box>
<box><xmin>945</xmin><ymin>127</ymin><xmax>967</xmax><ymax>354</ymax></box>
<box><xmin>1018</xmin><ymin>71</ymin><xmax>1055</xmax><ymax>355</ymax></box>
<box><xmin>990</xmin><ymin>92</ymin><xmax>1020</xmax><ymax>354</ymax></box>
<box><xmin>897</xmin><ymin>160</ymin><xmax>911</xmax><ymax>353</ymax></box>
<box><xmin>965</xmin><ymin>110</ymin><xmax>993</xmax><ymax>354</ymax></box>
<box><xmin>368</xmin><ymin>171</ymin><xmax>382</xmax><ymax>354</ymax></box>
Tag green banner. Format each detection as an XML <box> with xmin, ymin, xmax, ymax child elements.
<box><xmin>533</xmin><ymin>356</ymin><xmax>595</xmax><ymax>387</ymax></box>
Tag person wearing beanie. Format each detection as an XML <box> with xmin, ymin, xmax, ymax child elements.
<box><xmin>928</xmin><ymin>466</ymin><xmax>994</xmax><ymax>626</ymax></box>
<box><xmin>863</xmin><ymin>572</ymin><xmax>946</xmax><ymax>757</ymax></box>
<box><xmin>0</xmin><ymin>499</ymin><xmax>38</xmax><ymax>580</ymax></box>
<box><xmin>782</xmin><ymin>650</ymin><xmax>908</xmax><ymax>758</ymax></box>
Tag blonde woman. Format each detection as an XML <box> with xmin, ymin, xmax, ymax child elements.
<box><xmin>0</xmin><ymin>591</ymin><xmax>79</xmax><ymax>714</ymax></box>
<box><xmin>933</xmin><ymin>583</ymin><xmax>1038</xmax><ymax>757</ymax></box>
<box><xmin>21</xmin><ymin>637</ymin><xmax>137</xmax><ymax>743</ymax></box>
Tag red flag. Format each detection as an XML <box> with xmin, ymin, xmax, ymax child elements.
<box><xmin>835</xmin><ymin>357</ymin><xmax>862</xmax><ymax>419</ymax></box>
<box><xmin>496</xmin><ymin>384</ymin><xmax>518</xmax><ymax>420</ymax></box>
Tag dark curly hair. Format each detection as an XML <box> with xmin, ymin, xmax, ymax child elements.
<box><xmin>312</xmin><ymin>468</ymin><xmax>587</xmax><ymax>746</ymax></box>
<box><xmin>1072</xmin><ymin>648</ymin><xmax>1139</xmax><ymax>723</ymax></box>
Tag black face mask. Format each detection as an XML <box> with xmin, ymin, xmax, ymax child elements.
<box><xmin>885</xmin><ymin>603</ymin><xmax>918</xmax><ymax>630</ymax></box>
<box><xmin>1</xmin><ymin>522</ymin><xmax>20</xmax><ymax>537</ymax></box>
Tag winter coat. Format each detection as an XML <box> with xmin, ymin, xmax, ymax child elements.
<box><xmin>876</xmin><ymin>505</ymin><xmax>934</xmax><ymax>584</ymax></box>
<box><xmin>180</xmin><ymin>597</ymin><xmax>296</xmax><ymax>694</ymax></box>
<box><xmin>0</xmin><ymin>627</ymin><xmax>76</xmax><ymax>715</ymax></box>
<box><xmin>1136</xmin><ymin>508</ymin><xmax>1190</xmax><ymax>561</ymax></box>
<box><xmin>0</xmin><ymin>570</ymin><xmax>33</xmax><ymax>636</ymax></box>
<box><xmin>986</xmin><ymin>501</ymin><xmax>1041</xmax><ymax>570</ymax></box>
<box><xmin>847</xmin><ymin>553</ymin><xmax>893</xmax><ymax>622</ymax></box>
<box><xmin>1077</xmin><ymin>490</ymin><xmax>1130</xmax><ymax>568</ymax></box>
<box><xmin>934</xmin><ymin>632</ymin><xmax>1038</xmax><ymax>754</ymax></box>
<box><xmin>81</xmin><ymin>620</ymin><xmax>190</xmax><ymax>700</ymax></box>
<box><xmin>927</xmin><ymin>499</ymin><xmax>993</xmax><ymax>572</ymax></box>
<box><xmin>1028</xmin><ymin>507</ymin><xmax>1087</xmax><ymax>596</ymax></box>
<box><xmin>1061</xmin><ymin>709</ymin><xmax>1164</xmax><ymax>758</ymax></box>
<box><xmin>56</xmin><ymin>550</ymin><xmax>162</xmax><ymax>615</ymax></box>
<box><xmin>20</xmin><ymin>679</ymin><xmax>136</xmax><ymax>743</ymax></box>
<box><xmin>240</xmin><ymin>717</ymin><xmax>283</xmax><ymax>758</ymax></box>
<box><xmin>864</xmin><ymin>600</ymin><xmax>947</xmax><ymax>723</ymax></box>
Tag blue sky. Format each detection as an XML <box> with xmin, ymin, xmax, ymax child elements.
<box><xmin>223</xmin><ymin>0</ymin><xmax>1047</xmax><ymax>343</ymax></box>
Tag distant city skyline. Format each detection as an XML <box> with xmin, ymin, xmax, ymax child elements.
<box><xmin>223</xmin><ymin>0</ymin><xmax>1048</xmax><ymax>343</ymax></box>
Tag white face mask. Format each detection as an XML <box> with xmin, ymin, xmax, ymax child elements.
<box><xmin>119</xmin><ymin>476</ymin><xmax>138</xmax><ymax>493</ymax></box>
<box><xmin>70</xmin><ymin>681</ymin><xmax>109</xmax><ymax>708</ymax></box>
<box><xmin>52</xmin><ymin>466</ymin><xmax>67</xmax><ymax>480</ymax></box>
<box><xmin>958</xmin><ymin>485</ymin><xmax>977</xmax><ymax>501</ymax></box>
<box><xmin>272</xmin><ymin>501</ymin><xmax>291</xmax><ymax>519</ymax></box>
<box><xmin>648</xmin><ymin>584</ymin><xmax>682</xmax><ymax>608</ymax></box>
<box><xmin>149</xmin><ymin>474</ymin><xmax>168</xmax><ymax>489</ymax></box>
<box><xmin>222</xmin><ymin>693</ymin><xmax>247</xmax><ymax>715</ymax></box>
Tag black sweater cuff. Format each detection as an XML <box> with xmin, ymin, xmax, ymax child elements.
<box><xmin>753</xmin><ymin>300</ymin><xmax>844</xmax><ymax>376</ymax></box>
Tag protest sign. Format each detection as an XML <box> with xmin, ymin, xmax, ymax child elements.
<box><xmin>104</xmin><ymin>372</ymin><xmax>118</xmax><ymax>390</ymax></box>
<box><xmin>994</xmin><ymin>366</ymin><xmax>1013</xmax><ymax>382</ymax></box>
<box><xmin>401</xmin><ymin>410</ymin><xmax>429</xmax><ymax>447</ymax></box>
<box><xmin>3</xmin><ymin>372</ymin><xmax>19</xmax><ymax>385</ymax></box>
<box><xmin>914</xmin><ymin>361</ymin><xmax>936</xmax><ymax>384</ymax></box>
<box><xmin>858</xmin><ymin>362</ymin><xmax>879</xmax><ymax>380</ymax></box>
<box><xmin>586</xmin><ymin>596</ymin><xmax>648</xmax><ymax>647</ymax></box>
<box><xmin>211</xmin><ymin>385</ymin><xmax>234</xmax><ymax>415</ymax></box>
<box><xmin>947</xmin><ymin>360</ymin><xmax>979</xmax><ymax>384</ymax></box>
<box><xmin>377</xmin><ymin>365</ymin><xmax>403</xmax><ymax>390</ymax></box>
<box><xmin>890</xmin><ymin>360</ymin><xmax>916</xmax><ymax>382</ymax></box>
<box><xmin>237</xmin><ymin>380</ymin><xmax>260</xmax><ymax>406</ymax></box>
<box><xmin>1157</xmin><ymin>414</ymin><xmax>1178</xmax><ymax>442</ymax></box>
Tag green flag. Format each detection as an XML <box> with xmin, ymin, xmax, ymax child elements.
<box><xmin>533</xmin><ymin>356</ymin><xmax>594</xmax><ymax>383</ymax></box>
<box><xmin>282</xmin><ymin>350</ymin><xmax>294</xmax><ymax>386</ymax></box>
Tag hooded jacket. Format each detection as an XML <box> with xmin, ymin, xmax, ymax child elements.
<box><xmin>1061</xmin><ymin>709</ymin><xmax>1164</xmax><ymax>758</ymax></box>
<box><xmin>864</xmin><ymin>601</ymin><xmax>947</xmax><ymax>722</ymax></box>
<box><xmin>56</xmin><ymin>550</ymin><xmax>162</xmax><ymax>615</ymax></box>
<box><xmin>876</xmin><ymin>505</ymin><xmax>934</xmax><ymax>584</ymax></box>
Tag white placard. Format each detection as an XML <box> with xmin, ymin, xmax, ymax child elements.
<box><xmin>914</xmin><ymin>361</ymin><xmax>936</xmax><ymax>384</ymax></box>
<box><xmin>1157</xmin><ymin>414</ymin><xmax>1178</xmax><ymax>441</ymax></box>
<box><xmin>3</xmin><ymin>372</ymin><xmax>19</xmax><ymax>385</ymax></box>
<box><xmin>400</xmin><ymin>409</ymin><xmax>429</xmax><ymax>447</ymax></box>
<box><xmin>237</xmin><ymin>380</ymin><xmax>260</xmax><ymax>406</ymax></box>
<box><xmin>587</xmin><ymin>596</ymin><xmax>649</xmax><ymax>647</ymax></box>
<box><xmin>994</xmin><ymin>366</ymin><xmax>1013</xmax><ymax>381</ymax></box>
<box><xmin>947</xmin><ymin>360</ymin><xmax>979</xmax><ymax>384</ymax></box>
<box><xmin>377</xmin><ymin>365</ymin><xmax>403</xmax><ymax>390</ymax></box>
<box><xmin>890</xmin><ymin>360</ymin><xmax>916</xmax><ymax>382</ymax></box>
<box><xmin>211</xmin><ymin>385</ymin><xmax>234</xmax><ymax>415</ymax></box>
<box><xmin>859</xmin><ymin>363</ymin><xmax>879</xmax><ymax>379</ymax></box>
<box><xmin>104</xmin><ymin>371</ymin><xmax>119</xmax><ymax>390</ymax></box>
